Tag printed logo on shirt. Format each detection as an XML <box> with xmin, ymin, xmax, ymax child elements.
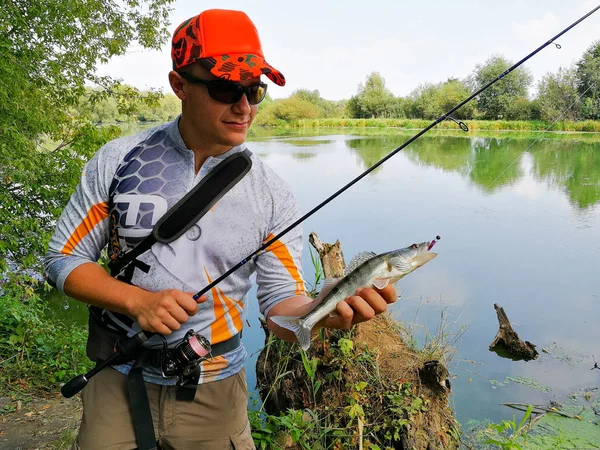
<box><xmin>114</xmin><ymin>194</ymin><xmax>168</xmax><ymax>237</ymax></box>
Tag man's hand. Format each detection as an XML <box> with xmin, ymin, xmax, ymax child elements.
<box><xmin>63</xmin><ymin>263</ymin><xmax>208</xmax><ymax>336</ymax></box>
<box><xmin>317</xmin><ymin>284</ymin><xmax>397</xmax><ymax>330</ymax></box>
<box><xmin>129</xmin><ymin>290</ymin><xmax>208</xmax><ymax>335</ymax></box>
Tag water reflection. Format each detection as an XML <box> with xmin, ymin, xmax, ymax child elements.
<box><xmin>290</xmin><ymin>153</ymin><xmax>318</xmax><ymax>161</ymax></box>
<box><xmin>530</xmin><ymin>141</ymin><xmax>600</xmax><ymax>209</ymax></box>
<box><xmin>345</xmin><ymin>134</ymin><xmax>600</xmax><ymax>209</ymax></box>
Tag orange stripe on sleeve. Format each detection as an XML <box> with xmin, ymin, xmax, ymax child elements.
<box><xmin>61</xmin><ymin>202</ymin><xmax>109</xmax><ymax>255</ymax></box>
<box><xmin>264</xmin><ymin>233</ymin><xmax>306</xmax><ymax>295</ymax></box>
<box><xmin>205</xmin><ymin>269</ymin><xmax>244</xmax><ymax>343</ymax></box>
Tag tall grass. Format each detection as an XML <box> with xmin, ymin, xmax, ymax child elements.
<box><xmin>257</xmin><ymin>118</ymin><xmax>600</xmax><ymax>132</ymax></box>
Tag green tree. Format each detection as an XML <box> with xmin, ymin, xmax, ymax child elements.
<box><xmin>291</xmin><ymin>88</ymin><xmax>322</xmax><ymax>105</ymax></box>
<box><xmin>536</xmin><ymin>67</ymin><xmax>580</xmax><ymax>121</ymax></box>
<box><xmin>347</xmin><ymin>72</ymin><xmax>396</xmax><ymax>118</ymax></box>
<box><xmin>0</xmin><ymin>0</ymin><xmax>174</xmax><ymax>273</ymax></box>
<box><xmin>505</xmin><ymin>96</ymin><xmax>533</xmax><ymax>120</ymax></box>
<box><xmin>469</xmin><ymin>55</ymin><xmax>533</xmax><ymax>120</ymax></box>
<box><xmin>575</xmin><ymin>40</ymin><xmax>600</xmax><ymax>119</ymax></box>
<box><xmin>410</xmin><ymin>78</ymin><xmax>474</xmax><ymax>120</ymax></box>
<box><xmin>290</xmin><ymin>88</ymin><xmax>347</xmax><ymax>118</ymax></box>
<box><xmin>254</xmin><ymin>96</ymin><xmax>321</xmax><ymax>124</ymax></box>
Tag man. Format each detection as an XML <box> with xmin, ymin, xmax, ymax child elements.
<box><xmin>44</xmin><ymin>9</ymin><xmax>396</xmax><ymax>450</ymax></box>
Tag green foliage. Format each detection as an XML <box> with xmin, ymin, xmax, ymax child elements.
<box><xmin>255</xmin><ymin>331</ymin><xmax>454</xmax><ymax>449</ymax></box>
<box><xmin>249</xmin><ymin>408</ymin><xmax>326</xmax><ymax>450</ymax></box>
<box><xmin>255</xmin><ymin>97</ymin><xmax>321</xmax><ymax>125</ymax></box>
<box><xmin>469</xmin><ymin>55</ymin><xmax>533</xmax><ymax>120</ymax></box>
<box><xmin>0</xmin><ymin>274</ymin><xmax>91</xmax><ymax>390</ymax></box>
<box><xmin>484</xmin><ymin>405</ymin><xmax>534</xmax><ymax>450</ymax></box>
<box><xmin>0</xmin><ymin>0</ymin><xmax>174</xmax><ymax>273</ymax></box>
<box><xmin>576</xmin><ymin>40</ymin><xmax>600</xmax><ymax>119</ymax></box>
<box><xmin>347</xmin><ymin>72</ymin><xmax>398</xmax><ymax>118</ymax></box>
<box><xmin>289</xmin><ymin>89</ymin><xmax>347</xmax><ymax>119</ymax></box>
<box><xmin>409</xmin><ymin>78</ymin><xmax>475</xmax><ymax>119</ymax></box>
<box><xmin>0</xmin><ymin>124</ymin><xmax>121</xmax><ymax>273</ymax></box>
<box><xmin>504</xmin><ymin>97</ymin><xmax>534</xmax><ymax>120</ymax></box>
<box><xmin>537</xmin><ymin>67</ymin><xmax>581</xmax><ymax>121</ymax></box>
<box><xmin>80</xmin><ymin>88</ymin><xmax>181</xmax><ymax>123</ymax></box>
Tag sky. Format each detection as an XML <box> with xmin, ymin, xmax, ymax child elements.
<box><xmin>96</xmin><ymin>0</ymin><xmax>600</xmax><ymax>101</ymax></box>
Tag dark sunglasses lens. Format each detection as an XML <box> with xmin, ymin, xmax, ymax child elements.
<box><xmin>247</xmin><ymin>84</ymin><xmax>267</xmax><ymax>105</ymax></box>
<box><xmin>206</xmin><ymin>81</ymin><xmax>267</xmax><ymax>105</ymax></box>
<box><xmin>207</xmin><ymin>82</ymin><xmax>241</xmax><ymax>104</ymax></box>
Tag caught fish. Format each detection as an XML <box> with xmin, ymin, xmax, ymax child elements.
<box><xmin>270</xmin><ymin>240</ymin><xmax>438</xmax><ymax>350</ymax></box>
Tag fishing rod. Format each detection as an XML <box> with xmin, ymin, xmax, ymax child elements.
<box><xmin>61</xmin><ymin>4</ymin><xmax>600</xmax><ymax>398</ymax></box>
<box><xmin>193</xmin><ymin>3</ymin><xmax>600</xmax><ymax>300</ymax></box>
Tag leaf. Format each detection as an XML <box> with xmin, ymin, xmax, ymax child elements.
<box><xmin>517</xmin><ymin>404</ymin><xmax>534</xmax><ymax>430</ymax></box>
<box><xmin>314</xmin><ymin>380</ymin><xmax>322</xmax><ymax>395</ymax></box>
<box><xmin>355</xmin><ymin>381</ymin><xmax>368</xmax><ymax>391</ymax></box>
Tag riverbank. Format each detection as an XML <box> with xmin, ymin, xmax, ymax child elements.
<box><xmin>0</xmin><ymin>393</ymin><xmax>80</xmax><ymax>450</ymax></box>
<box><xmin>254</xmin><ymin>118</ymin><xmax>600</xmax><ymax>133</ymax></box>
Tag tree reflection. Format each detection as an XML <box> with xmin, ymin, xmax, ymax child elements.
<box><xmin>345</xmin><ymin>133</ymin><xmax>600</xmax><ymax>208</ymax></box>
<box><xmin>530</xmin><ymin>141</ymin><xmax>600</xmax><ymax>209</ymax></box>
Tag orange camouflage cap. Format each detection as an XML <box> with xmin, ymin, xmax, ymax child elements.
<box><xmin>171</xmin><ymin>9</ymin><xmax>285</xmax><ymax>86</ymax></box>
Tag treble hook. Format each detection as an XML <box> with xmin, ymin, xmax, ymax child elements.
<box><xmin>446</xmin><ymin>115</ymin><xmax>469</xmax><ymax>132</ymax></box>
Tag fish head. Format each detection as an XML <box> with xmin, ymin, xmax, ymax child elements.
<box><xmin>386</xmin><ymin>242</ymin><xmax>437</xmax><ymax>279</ymax></box>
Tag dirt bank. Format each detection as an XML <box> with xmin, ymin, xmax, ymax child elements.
<box><xmin>0</xmin><ymin>393</ymin><xmax>80</xmax><ymax>450</ymax></box>
<box><xmin>256</xmin><ymin>313</ymin><xmax>459</xmax><ymax>449</ymax></box>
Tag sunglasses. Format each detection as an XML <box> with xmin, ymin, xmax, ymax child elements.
<box><xmin>177</xmin><ymin>71</ymin><xmax>268</xmax><ymax>105</ymax></box>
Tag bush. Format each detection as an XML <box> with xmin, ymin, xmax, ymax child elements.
<box><xmin>255</xmin><ymin>97</ymin><xmax>321</xmax><ymax>125</ymax></box>
<box><xmin>0</xmin><ymin>274</ymin><xmax>91</xmax><ymax>391</ymax></box>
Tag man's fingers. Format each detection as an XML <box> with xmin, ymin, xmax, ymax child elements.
<box><xmin>345</xmin><ymin>295</ymin><xmax>376</xmax><ymax>321</ymax></box>
<box><xmin>356</xmin><ymin>288</ymin><xmax>388</xmax><ymax>314</ymax></box>
<box><xmin>375</xmin><ymin>284</ymin><xmax>397</xmax><ymax>304</ymax></box>
<box><xmin>195</xmin><ymin>294</ymin><xmax>209</xmax><ymax>303</ymax></box>
<box><xmin>184</xmin><ymin>292</ymin><xmax>208</xmax><ymax>304</ymax></box>
<box><xmin>168</xmin><ymin>304</ymin><xmax>191</xmax><ymax>324</ymax></box>
<box><xmin>177</xmin><ymin>292</ymin><xmax>199</xmax><ymax>315</ymax></box>
<box><xmin>334</xmin><ymin>301</ymin><xmax>354</xmax><ymax>329</ymax></box>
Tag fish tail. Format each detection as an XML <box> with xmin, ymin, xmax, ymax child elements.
<box><xmin>270</xmin><ymin>316</ymin><xmax>312</xmax><ymax>350</ymax></box>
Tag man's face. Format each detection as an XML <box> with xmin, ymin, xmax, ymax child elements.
<box><xmin>177</xmin><ymin>64</ymin><xmax>260</xmax><ymax>150</ymax></box>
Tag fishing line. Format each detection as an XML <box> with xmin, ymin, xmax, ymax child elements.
<box><xmin>193</xmin><ymin>4</ymin><xmax>600</xmax><ymax>300</ymax></box>
<box><xmin>486</xmin><ymin>77</ymin><xmax>600</xmax><ymax>190</ymax></box>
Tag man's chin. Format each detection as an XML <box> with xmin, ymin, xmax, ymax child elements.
<box><xmin>220</xmin><ymin>133</ymin><xmax>248</xmax><ymax>147</ymax></box>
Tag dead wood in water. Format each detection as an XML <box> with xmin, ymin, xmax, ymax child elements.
<box><xmin>489</xmin><ymin>303</ymin><xmax>539</xmax><ymax>361</ymax></box>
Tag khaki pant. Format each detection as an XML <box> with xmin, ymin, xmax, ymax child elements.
<box><xmin>73</xmin><ymin>367</ymin><xmax>255</xmax><ymax>450</ymax></box>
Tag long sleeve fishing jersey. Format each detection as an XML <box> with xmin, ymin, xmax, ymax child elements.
<box><xmin>44</xmin><ymin>118</ymin><xmax>306</xmax><ymax>384</ymax></box>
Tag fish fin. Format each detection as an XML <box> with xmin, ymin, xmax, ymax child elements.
<box><xmin>346</xmin><ymin>251</ymin><xmax>377</xmax><ymax>275</ymax></box>
<box><xmin>270</xmin><ymin>316</ymin><xmax>313</xmax><ymax>350</ymax></box>
<box><xmin>372</xmin><ymin>278</ymin><xmax>390</xmax><ymax>290</ymax></box>
<box><xmin>315</xmin><ymin>277</ymin><xmax>342</xmax><ymax>302</ymax></box>
<box><xmin>389</xmin><ymin>256</ymin><xmax>412</xmax><ymax>272</ymax></box>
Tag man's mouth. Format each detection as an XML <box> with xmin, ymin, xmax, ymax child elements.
<box><xmin>224</xmin><ymin>121</ymin><xmax>248</xmax><ymax>128</ymax></box>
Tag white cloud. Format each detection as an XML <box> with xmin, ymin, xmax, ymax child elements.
<box><xmin>512</xmin><ymin>13</ymin><xmax>560</xmax><ymax>42</ymax></box>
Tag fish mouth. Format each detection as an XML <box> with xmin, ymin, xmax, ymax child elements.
<box><xmin>404</xmin><ymin>241</ymin><xmax>438</xmax><ymax>269</ymax></box>
<box><xmin>412</xmin><ymin>251</ymin><xmax>437</xmax><ymax>268</ymax></box>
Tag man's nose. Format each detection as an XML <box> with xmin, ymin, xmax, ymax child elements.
<box><xmin>232</xmin><ymin>93</ymin><xmax>251</xmax><ymax>113</ymax></box>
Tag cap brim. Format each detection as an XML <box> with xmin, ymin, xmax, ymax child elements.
<box><xmin>198</xmin><ymin>54</ymin><xmax>285</xmax><ymax>86</ymax></box>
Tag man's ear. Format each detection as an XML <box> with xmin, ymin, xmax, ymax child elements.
<box><xmin>168</xmin><ymin>71</ymin><xmax>186</xmax><ymax>100</ymax></box>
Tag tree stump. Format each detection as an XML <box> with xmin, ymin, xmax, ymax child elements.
<box><xmin>489</xmin><ymin>303</ymin><xmax>538</xmax><ymax>361</ymax></box>
<box><xmin>308</xmin><ymin>232</ymin><xmax>345</xmax><ymax>278</ymax></box>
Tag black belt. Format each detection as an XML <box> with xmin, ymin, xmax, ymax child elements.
<box><xmin>128</xmin><ymin>332</ymin><xmax>242</xmax><ymax>450</ymax></box>
<box><xmin>142</xmin><ymin>332</ymin><xmax>242</xmax><ymax>367</ymax></box>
